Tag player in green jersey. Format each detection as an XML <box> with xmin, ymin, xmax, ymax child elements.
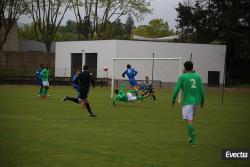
<box><xmin>113</xmin><ymin>83</ymin><xmax>143</xmax><ymax>106</ymax></box>
<box><xmin>172</xmin><ymin>61</ymin><xmax>204</xmax><ymax>145</ymax></box>
<box><xmin>40</xmin><ymin>65</ymin><xmax>50</xmax><ymax>99</ymax></box>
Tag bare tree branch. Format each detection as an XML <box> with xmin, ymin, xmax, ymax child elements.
<box><xmin>28</xmin><ymin>0</ymin><xmax>70</xmax><ymax>53</ymax></box>
<box><xmin>0</xmin><ymin>0</ymin><xmax>26</xmax><ymax>50</ymax></box>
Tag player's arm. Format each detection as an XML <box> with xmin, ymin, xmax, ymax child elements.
<box><xmin>36</xmin><ymin>70</ymin><xmax>40</xmax><ymax>80</ymax></box>
<box><xmin>122</xmin><ymin>70</ymin><xmax>126</xmax><ymax>77</ymax></box>
<box><xmin>91</xmin><ymin>78</ymin><xmax>95</xmax><ymax>88</ymax></box>
<box><xmin>113</xmin><ymin>95</ymin><xmax>118</xmax><ymax>106</ymax></box>
<box><xmin>172</xmin><ymin>76</ymin><xmax>182</xmax><ymax>106</ymax></box>
<box><xmin>198</xmin><ymin>76</ymin><xmax>205</xmax><ymax>107</ymax></box>
<box><xmin>134</xmin><ymin>70</ymin><xmax>138</xmax><ymax>76</ymax></box>
<box><xmin>120</xmin><ymin>82</ymin><xmax>126</xmax><ymax>93</ymax></box>
<box><xmin>36</xmin><ymin>69</ymin><xmax>40</xmax><ymax>76</ymax></box>
<box><xmin>90</xmin><ymin>73</ymin><xmax>95</xmax><ymax>88</ymax></box>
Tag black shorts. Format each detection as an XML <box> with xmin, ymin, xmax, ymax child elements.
<box><xmin>144</xmin><ymin>89</ymin><xmax>154</xmax><ymax>94</ymax></box>
<box><xmin>79</xmin><ymin>89</ymin><xmax>89</xmax><ymax>100</ymax></box>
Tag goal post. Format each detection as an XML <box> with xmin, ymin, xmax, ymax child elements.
<box><xmin>111</xmin><ymin>57</ymin><xmax>183</xmax><ymax>103</ymax></box>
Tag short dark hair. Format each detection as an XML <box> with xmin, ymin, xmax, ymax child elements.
<box><xmin>114</xmin><ymin>89</ymin><xmax>119</xmax><ymax>94</ymax></box>
<box><xmin>184</xmin><ymin>61</ymin><xmax>193</xmax><ymax>71</ymax></box>
<box><xmin>127</xmin><ymin>64</ymin><xmax>131</xmax><ymax>68</ymax></box>
<box><xmin>83</xmin><ymin>65</ymin><xmax>88</xmax><ymax>70</ymax></box>
<box><xmin>40</xmin><ymin>64</ymin><xmax>44</xmax><ymax>68</ymax></box>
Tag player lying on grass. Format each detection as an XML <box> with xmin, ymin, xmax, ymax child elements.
<box><xmin>172</xmin><ymin>61</ymin><xmax>204</xmax><ymax>146</ymax></box>
<box><xmin>138</xmin><ymin>76</ymin><xmax>157</xmax><ymax>101</ymax></box>
<box><xmin>113</xmin><ymin>83</ymin><xmax>143</xmax><ymax>106</ymax></box>
<box><xmin>62</xmin><ymin>65</ymin><xmax>96</xmax><ymax>117</ymax></box>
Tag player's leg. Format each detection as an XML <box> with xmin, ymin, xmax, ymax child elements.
<box><xmin>39</xmin><ymin>81</ymin><xmax>43</xmax><ymax>96</ymax></box>
<box><xmin>40</xmin><ymin>82</ymin><xmax>47</xmax><ymax>98</ymax></box>
<box><xmin>130</xmin><ymin>80</ymin><xmax>138</xmax><ymax>97</ymax></box>
<box><xmin>182</xmin><ymin>105</ymin><xmax>196</xmax><ymax>145</ymax></box>
<box><xmin>79</xmin><ymin>90</ymin><xmax>96</xmax><ymax>117</ymax></box>
<box><xmin>150</xmin><ymin>90</ymin><xmax>157</xmax><ymax>101</ymax></box>
<box><xmin>73</xmin><ymin>84</ymin><xmax>80</xmax><ymax>97</ymax></box>
<box><xmin>43</xmin><ymin>81</ymin><xmax>49</xmax><ymax>98</ymax></box>
<box><xmin>45</xmin><ymin>84</ymin><xmax>49</xmax><ymax>96</ymax></box>
<box><xmin>62</xmin><ymin>96</ymin><xmax>79</xmax><ymax>103</ymax></box>
<box><xmin>142</xmin><ymin>90</ymin><xmax>149</xmax><ymax>98</ymax></box>
<box><xmin>62</xmin><ymin>85</ymin><xmax>80</xmax><ymax>103</ymax></box>
<box><xmin>127</xmin><ymin>93</ymin><xmax>137</xmax><ymax>101</ymax></box>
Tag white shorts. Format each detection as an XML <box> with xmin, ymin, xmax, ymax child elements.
<box><xmin>182</xmin><ymin>105</ymin><xmax>196</xmax><ymax>120</ymax></box>
<box><xmin>43</xmin><ymin>81</ymin><xmax>49</xmax><ymax>87</ymax></box>
<box><xmin>127</xmin><ymin>93</ymin><xmax>137</xmax><ymax>101</ymax></box>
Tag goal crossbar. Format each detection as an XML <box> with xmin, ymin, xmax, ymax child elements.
<box><xmin>111</xmin><ymin>57</ymin><xmax>182</xmax><ymax>103</ymax></box>
<box><xmin>113</xmin><ymin>58</ymin><xmax>182</xmax><ymax>60</ymax></box>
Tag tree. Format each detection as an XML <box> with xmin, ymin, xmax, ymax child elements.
<box><xmin>111</xmin><ymin>19</ymin><xmax>125</xmax><ymax>39</ymax></box>
<box><xmin>191</xmin><ymin>0</ymin><xmax>212</xmax><ymax>43</ymax></box>
<box><xmin>18</xmin><ymin>23</ymin><xmax>37</xmax><ymax>40</ymax></box>
<box><xmin>133</xmin><ymin>19</ymin><xmax>174</xmax><ymax>38</ymax></box>
<box><xmin>176</xmin><ymin>0</ymin><xmax>250</xmax><ymax>84</ymax></box>
<box><xmin>28</xmin><ymin>0</ymin><xmax>70</xmax><ymax>53</ymax></box>
<box><xmin>147</xmin><ymin>19</ymin><xmax>174</xmax><ymax>38</ymax></box>
<box><xmin>71</xmin><ymin>0</ymin><xmax>152</xmax><ymax>40</ymax></box>
<box><xmin>132</xmin><ymin>25</ymin><xmax>148</xmax><ymax>37</ymax></box>
<box><xmin>0</xmin><ymin>0</ymin><xmax>27</xmax><ymax>50</ymax></box>
<box><xmin>175</xmin><ymin>2</ymin><xmax>193</xmax><ymax>40</ymax></box>
<box><xmin>209</xmin><ymin>0</ymin><xmax>250</xmax><ymax>84</ymax></box>
<box><xmin>57</xmin><ymin>20</ymin><xmax>83</xmax><ymax>40</ymax></box>
<box><xmin>125</xmin><ymin>13</ymin><xmax>134</xmax><ymax>39</ymax></box>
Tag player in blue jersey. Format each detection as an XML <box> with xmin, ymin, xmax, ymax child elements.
<box><xmin>72</xmin><ymin>69</ymin><xmax>81</xmax><ymax>96</ymax></box>
<box><xmin>122</xmin><ymin>64</ymin><xmax>138</xmax><ymax>97</ymax></box>
<box><xmin>35</xmin><ymin>64</ymin><xmax>44</xmax><ymax>96</ymax></box>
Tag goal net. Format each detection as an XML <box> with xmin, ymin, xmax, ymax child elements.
<box><xmin>111</xmin><ymin>57</ymin><xmax>183</xmax><ymax>103</ymax></box>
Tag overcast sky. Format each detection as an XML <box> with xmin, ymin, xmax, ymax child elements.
<box><xmin>19</xmin><ymin>0</ymin><xmax>180</xmax><ymax>30</ymax></box>
<box><xmin>139</xmin><ymin>0</ymin><xmax>179</xmax><ymax>29</ymax></box>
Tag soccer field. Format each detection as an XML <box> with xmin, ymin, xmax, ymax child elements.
<box><xmin>0</xmin><ymin>85</ymin><xmax>249</xmax><ymax>167</ymax></box>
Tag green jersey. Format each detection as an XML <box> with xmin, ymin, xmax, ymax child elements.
<box><xmin>172</xmin><ymin>72</ymin><xmax>204</xmax><ymax>106</ymax></box>
<box><xmin>114</xmin><ymin>93</ymin><xmax>128</xmax><ymax>102</ymax></box>
<box><xmin>113</xmin><ymin>83</ymin><xmax>128</xmax><ymax>106</ymax></box>
<box><xmin>41</xmin><ymin>69</ymin><xmax>49</xmax><ymax>82</ymax></box>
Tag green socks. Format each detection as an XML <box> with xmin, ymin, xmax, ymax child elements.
<box><xmin>39</xmin><ymin>87</ymin><xmax>43</xmax><ymax>95</ymax></box>
<box><xmin>41</xmin><ymin>88</ymin><xmax>47</xmax><ymax>97</ymax></box>
<box><xmin>187</xmin><ymin>125</ymin><xmax>196</xmax><ymax>145</ymax></box>
<box><xmin>137</xmin><ymin>96</ymin><xmax>144</xmax><ymax>101</ymax></box>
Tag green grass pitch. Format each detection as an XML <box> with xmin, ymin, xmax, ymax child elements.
<box><xmin>0</xmin><ymin>85</ymin><xmax>250</xmax><ymax>167</ymax></box>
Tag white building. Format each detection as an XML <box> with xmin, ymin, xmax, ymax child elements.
<box><xmin>55</xmin><ymin>40</ymin><xmax>226</xmax><ymax>85</ymax></box>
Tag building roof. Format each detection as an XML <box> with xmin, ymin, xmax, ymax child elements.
<box><xmin>19</xmin><ymin>40</ymin><xmax>55</xmax><ymax>53</ymax></box>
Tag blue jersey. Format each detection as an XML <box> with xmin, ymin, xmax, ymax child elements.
<box><xmin>72</xmin><ymin>74</ymin><xmax>80</xmax><ymax>85</ymax></box>
<box><xmin>72</xmin><ymin>74</ymin><xmax>80</xmax><ymax>93</ymax></box>
<box><xmin>36</xmin><ymin>68</ymin><xmax>43</xmax><ymax>81</ymax></box>
<box><xmin>122</xmin><ymin>68</ymin><xmax>137</xmax><ymax>80</ymax></box>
